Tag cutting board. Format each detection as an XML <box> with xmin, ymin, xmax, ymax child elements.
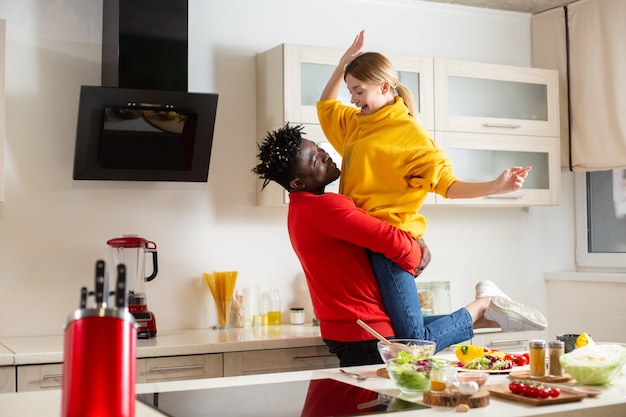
<box><xmin>486</xmin><ymin>383</ymin><xmax>586</xmax><ymax>406</ymax></box>
<box><xmin>423</xmin><ymin>389</ymin><xmax>489</xmax><ymax>408</ymax></box>
<box><xmin>509</xmin><ymin>369</ymin><xmax>572</xmax><ymax>383</ymax></box>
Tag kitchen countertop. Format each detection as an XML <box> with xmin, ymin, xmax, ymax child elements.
<box><xmin>0</xmin><ymin>344</ymin><xmax>13</xmax><ymax>366</ymax></box>
<box><xmin>0</xmin><ymin>325</ymin><xmax>326</xmax><ymax>365</ymax></box>
<box><xmin>1</xmin><ymin>364</ymin><xmax>626</xmax><ymax>416</ymax></box>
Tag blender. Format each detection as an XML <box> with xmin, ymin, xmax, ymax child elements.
<box><xmin>107</xmin><ymin>235</ymin><xmax>158</xmax><ymax>338</ymax></box>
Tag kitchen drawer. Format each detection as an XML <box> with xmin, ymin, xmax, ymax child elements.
<box><xmin>223</xmin><ymin>345</ymin><xmax>339</xmax><ymax>377</ymax></box>
<box><xmin>136</xmin><ymin>354</ymin><xmax>223</xmax><ymax>383</ymax></box>
<box><xmin>0</xmin><ymin>366</ymin><xmax>16</xmax><ymax>393</ymax></box>
<box><xmin>470</xmin><ymin>330</ymin><xmax>543</xmax><ymax>352</ymax></box>
<box><xmin>17</xmin><ymin>363</ymin><xmax>63</xmax><ymax>392</ymax></box>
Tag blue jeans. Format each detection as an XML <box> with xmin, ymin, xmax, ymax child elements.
<box><xmin>368</xmin><ymin>251</ymin><xmax>474</xmax><ymax>354</ymax></box>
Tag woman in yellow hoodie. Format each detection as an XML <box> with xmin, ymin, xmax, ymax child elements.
<box><xmin>317</xmin><ymin>30</ymin><xmax>542</xmax><ymax>340</ymax></box>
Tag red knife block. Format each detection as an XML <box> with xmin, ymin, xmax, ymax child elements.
<box><xmin>61</xmin><ymin>309</ymin><xmax>137</xmax><ymax>417</ymax></box>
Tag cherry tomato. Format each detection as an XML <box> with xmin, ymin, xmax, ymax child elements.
<box><xmin>549</xmin><ymin>387</ymin><xmax>561</xmax><ymax>398</ymax></box>
<box><xmin>530</xmin><ymin>386</ymin><xmax>542</xmax><ymax>398</ymax></box>
<box><xmin>539</xmin><ymin>388</ymin><xmax>551</xmax><ymax>399</ymax></box>
<box><xmin>509</xmin><ymin>382</ymin><xmax>523</xmax><ymax>395</ymax></box>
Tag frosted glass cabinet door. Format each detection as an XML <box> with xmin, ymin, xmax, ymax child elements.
<box><xmin>285</xmin><ymin>45</ymin><xmax>435</xmax><ymax>129</ymax></box>
<box><xmin>434</xmin><ymin>59</ymin><xmax>559</xmax><ymax>137</ymax></box>
<box><xmin>434</xmin><ymin>131</ymin><xmax>560</xmax><ymax>206</ymax></box>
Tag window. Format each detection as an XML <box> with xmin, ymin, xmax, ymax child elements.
<box><xmin>575</xmin><ymin>170</ymin><xmax>626</xmax><ymax>271</ymax></box>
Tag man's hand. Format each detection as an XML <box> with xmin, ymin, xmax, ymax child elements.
<box><xmin>414</xmin><ymin>238</ymin><xmax>431</xmax><ymax>277</ymax></box>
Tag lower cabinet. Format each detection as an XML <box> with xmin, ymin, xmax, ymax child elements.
<box><xmin>136</xmin><ymin>354</ymin><xmax>223</xmax><ymax>383</ymax></box>
<box><xmin>17</xmin><ymin>363</ymin><xmax>63</xmax><ymax>392</ymax></box>
<box><xmin>470</xmin><ymin>330</ymin><xmax>542</xmax><ymax>352</ymax></box>
<box><xmin>223</xmin><ymin>345</ymin><xmax>339</xmax><ymax>376</ymax></box>
<box><xmin>14</xmin><ymin>346</ymin><xmax>338</xmax><ymax>391</ymax></box>
<box><xmin>0</xmin><ymin>366</ymin><xmax>16</xmax><ymax>393</ymax></box>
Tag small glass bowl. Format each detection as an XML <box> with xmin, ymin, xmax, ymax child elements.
<box><xmin>457</xmin><ymin>371</ymin><xmax>489</xmax><ymax>388</ymax></box>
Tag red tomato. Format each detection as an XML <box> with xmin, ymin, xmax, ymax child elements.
<box><xmin>516</xmin><ymin>355</ymin><xmax>528</xmax><ymax>366</ymax></box>
<box><xmin>530</xmin><ymin>386</ymin><xmax>542</xmax><ymax>398</ymax></box>
<box><xmin>509</xmin><ymin>382</ymin><xmax>523</xmax><ymax>395</ymax></box>
<box><xmin>539</xmin><ymin>388</ymin><xmax>551</xmax><ymax>399</ymax></box>
<box><xmin>549</xmin><ymin>388</ymin><xmax>561</xmax><ymax>398</ymax></box>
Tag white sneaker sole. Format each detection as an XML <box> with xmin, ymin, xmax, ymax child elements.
<box><xmin>484</xmin><ymin>296</ymin><xmax>548</xmax><ymax>331</ymax></box>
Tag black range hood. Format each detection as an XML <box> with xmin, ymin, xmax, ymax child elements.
<box><xmin>102</xmin><ymin>0</ymin><xmax>188</xmax><ymax>91</ymax></box>
<box><xmin>73</xmin><ymin>0</ymin><xmax>218</xmax><ymax>182</ymax></box>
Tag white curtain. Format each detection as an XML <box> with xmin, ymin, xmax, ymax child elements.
<box><xmin>532</xmin><ymin>0</ymin><xmax>626</xmax><ymax>171</ymax></box>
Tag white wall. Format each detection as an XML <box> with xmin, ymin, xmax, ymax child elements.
<box><xmin>0</xmin><ymin>0</ymin><xmax>574</xmax><ymax>337</ymax></box>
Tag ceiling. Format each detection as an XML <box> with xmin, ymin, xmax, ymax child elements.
<box><xmin>420</xmin><ymin>0</ymin><xmax>576</xmax><ymax>14</ymax></box>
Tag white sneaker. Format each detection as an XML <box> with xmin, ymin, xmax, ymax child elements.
<box><xmin>475</xmin><ymin>280</ymin><xmax>510</xmax><ymax>299</ymax></box>
<box><xmin>484</xmin><ymin>296</ymin><xmax>548</xmax><ymax>331</ymax></box>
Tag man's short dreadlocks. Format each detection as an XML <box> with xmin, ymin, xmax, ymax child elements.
<box><xmin>252</xmin><ymin>124</ymin><xmax>304</xmax><ymax>190</ymax></box>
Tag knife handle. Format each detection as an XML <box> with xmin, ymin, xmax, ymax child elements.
<box><xmin>80</xmin><ymin>287</ymin><xmax>88</xmax><ymax>309</ymax></box>
<box><xmin>95</xmin><ymin>260</ymin><xmax>106</xmax><ymax>308</ymax></box>
<box><xmin>115</xmin><ymin>264</ymin><xmax>127</xmax><ymax>309</ymax></box>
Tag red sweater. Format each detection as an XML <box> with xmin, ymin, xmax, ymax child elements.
<box><xmin>287</xmin><ymin>192</ymin><xmax>421</xmax><ymax>341</ymax></box>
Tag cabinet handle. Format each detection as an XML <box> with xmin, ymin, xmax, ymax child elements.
<box><xmin>488</xmin><ymin>339</ymin><xmax>526</xmax><ymax>346</ymax></box>
<box><xmin>482</xmin><ymin>123</ymin><xmax>522</xmax><ymax>129</ymax></box>
<box><xmin>42</xmin><ymin>373</ymin><xmax>63</xmax><ymax>379</ymax></box>
<box><xmin>149</xmin><ymin>365</ymin><xmax>204</xmax><ymax>372</ymax></box>
<box><xmin>293</xmin><ymin>354</ymin><xmax>337</xmax><ymax>361</ymax></box>
<box><xmin>485</xmin><ymin>195</ymin><xmax>522</xmax><ymax>200</ymax></box>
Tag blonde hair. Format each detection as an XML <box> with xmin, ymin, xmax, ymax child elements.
<box><xmin>344</xmin><ymin>52</ymin><xmax>418</xmax><ymax>117</ymax></box>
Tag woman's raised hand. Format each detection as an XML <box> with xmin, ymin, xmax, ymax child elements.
<box><xmin>340</xmin><ymin>30</ymin><xmax>365</xmax><ymax>67</ymax></box>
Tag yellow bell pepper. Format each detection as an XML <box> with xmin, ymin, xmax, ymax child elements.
<box><xmin>455</xmin><ymin>345</ymin><xmax>486</xmax><ymax>363</ymax></box>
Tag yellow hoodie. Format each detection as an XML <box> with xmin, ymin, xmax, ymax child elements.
<box><xmin>317</xmin><ymin>97</ymin><xmax>457</xmax><ymax>238</ymax></box>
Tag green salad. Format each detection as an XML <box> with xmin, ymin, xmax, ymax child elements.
<box><xmin>387</xmin><ymin>351</ymin><xmax>445</xmax><ymax>393</ymax></box>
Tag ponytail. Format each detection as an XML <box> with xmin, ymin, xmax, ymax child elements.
<box><xmin>396</xmin><ymin>83</ymin><xmax>417</xmax><ymax>118</ymax></box>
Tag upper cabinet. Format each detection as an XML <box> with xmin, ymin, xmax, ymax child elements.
<box><xmin>434</xmin><ymin>59</ymin><xmax>560</xmax><ymax>137</ymax></box>
<box><xmin>255</xmin><ymin>44</ymin><xmax>434</xmax><ymax>206</ymax></box>
<box><xmin>255</xmin><ymin>45</ymin><xmax>561</xmax><ymax>207</ymax></box>
<box><xmin>0</xmin><ymin>20</ymin><xmax>5</xmax><ymax>202</ymax></box>
<box><xmin>256</xmin><ymin>43</ymin><xmax>434</xmax><ymax>131</ymax></box>
<box><xmin>434</xmin><ymin>131</ymin><xmax>560</xmax><ymax>206</ymax></box>
<box><xmin>432</xmin><ymin>59</ymin><xmax>561</xmax><ymax>207</ymax></box>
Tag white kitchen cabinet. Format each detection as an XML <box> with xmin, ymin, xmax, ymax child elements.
<box><xmin>0</xmin><ymin>366</ymin><xmax>15</xmax><ymax>393</ymax></box>
<box><xmin>431</xmin><ymin>131</ymin><xmax>560</xmax><ymax>206</ymax></box>
<box><xmin>255</xmin><ymin>46</ymin><xmax>560</xmax><ymax>208</ymax></box>
<box><xmin>136</xmin><ymin>354</ymin><xmax>222</xmax><ymax>383</ymax></box>
<box><xmin>256</xmin><ymin>43</ymin><xmax>434</xmax><ymax>130</ymax></box>
<box><xmin>434</xmin><ymin>59</ymin><xmax>560</xmax><ymax>137</ymax></box>
<box><xmin>0</xmin><ymin>19</ymin><xmax>5</xmax><ymax>202</ymax></box>
<box><xmin>223</xmin><ymin>345</ymin><xmax>338</xmax><ymax>377</ymax></box>
<box><xmin>431</xmin><ymin>59</ymin><xmax>561</xmax><ymax>207</ymax></box>
<box><xmin>255</xmin><ymin>43</ymin><xmax>434</xmax><ymax>207</ymax></box>
<box><xmin>17</xmin><ymin>363</ymin><xmax>63</xmax><ymax>392</ymax></box>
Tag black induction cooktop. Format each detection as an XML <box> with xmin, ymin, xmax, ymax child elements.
<box><xmin>137</xmin><ymin>378</ymin><xmax>430</xmax><ymax>417</ymax></box>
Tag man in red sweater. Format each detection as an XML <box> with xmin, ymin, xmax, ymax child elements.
<box><xmin>253</xmin><ymin>124</ymin><xmax>547</xmax><ymax>366</ymax></box>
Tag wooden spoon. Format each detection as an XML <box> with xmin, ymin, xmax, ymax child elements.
<box><xmin>356</xmin><ymin>319</ymin><xmax>413</xmax><ymax>351</ymax></box>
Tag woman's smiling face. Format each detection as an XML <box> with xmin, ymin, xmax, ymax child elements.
<box><xmin>345</xmin><ymin>73</ymin><xmax>392</xmax><ymax>115</ymax></box>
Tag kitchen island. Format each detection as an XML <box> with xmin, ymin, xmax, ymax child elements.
<box><xmin>1</xmin><ymin>363</ymin><xmax>625</xmax><ymax>416</ymax></box>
